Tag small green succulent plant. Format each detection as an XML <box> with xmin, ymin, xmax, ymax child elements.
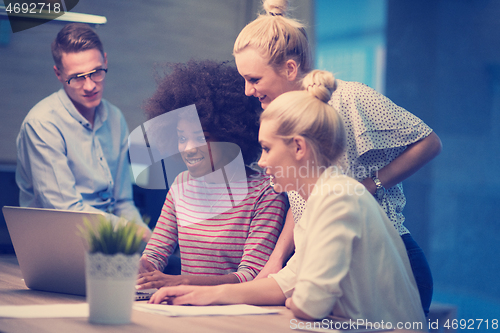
<box><xmin>79</xmin><ymin>216</ymin><xmax>143</xmax><ymax>255</ymax></box>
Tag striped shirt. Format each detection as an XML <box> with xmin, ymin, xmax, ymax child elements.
<box><xmin>144</xmin><ymin>171</ymin><xmax>287</xmax><ymax>282</ymax></box>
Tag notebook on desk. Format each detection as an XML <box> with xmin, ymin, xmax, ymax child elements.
<box><xmin>2</xmin><ymin>206</ymin><xmax>105</xmax><ymax>296</ymax></box>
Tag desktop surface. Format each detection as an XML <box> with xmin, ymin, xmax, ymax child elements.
<box><xmin>0</xmin><ymin>255</ymin><xmax>419</xmax><ymax>333</ymax></box>
<box><xmin>0</xmin><ymin>255</ymin><xmax>294</xmax><ymax>333</ymax></box>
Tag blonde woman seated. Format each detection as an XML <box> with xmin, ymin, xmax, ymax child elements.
<box><xmin>147</xmin><ymin>70</ymin><xmax>426</xmax><ymax>327</ymax></box>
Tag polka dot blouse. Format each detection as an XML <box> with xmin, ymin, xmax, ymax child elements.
<box><xmin>289</xmin><ymin>80</ymin><xmax>433</xmax><ymax>235</ymax></box>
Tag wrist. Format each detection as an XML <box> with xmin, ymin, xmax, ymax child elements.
<box><xmin>371</xmin><ymin>173</ymin><xmax>386</xmax><ymax>200</ymax></box>
<box><xmin>216</xmin><ymin>284</ymin><xmax>232</xmax><ymax>304</ymax></box>
<box><xmin>180</xmin><ymin>275</ymin><xmax>191</xmax><ymax>285</ymax></box>
<box><xmin>361</xmin><ymin>178</ymin><xmax>375</xmax><ymax>195</ymax></box>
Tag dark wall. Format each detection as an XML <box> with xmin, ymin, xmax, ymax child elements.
<box><xmin>386</xmin><ymin>0</ymin><xmax>500</xmax><ymax>318</ymax></box>
<box><xmin>0</xmin><ymin>167</ymin><xmax>18</xmax><ymax>253</ymax></box>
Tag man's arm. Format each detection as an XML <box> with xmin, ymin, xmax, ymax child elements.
<box><xmin>17</xmin><ymin>120</ymin><xmax>109</xmax><ymax>214</ymax></box>
<box><xmin>111</xmin><ymin>115</ymin><xmax>151</xmax><ymax>234</ymax></box>
<box><xmin>17</xmin><ymin>118</ymin><xmax>150</xmax><ymax>239</ymax></box>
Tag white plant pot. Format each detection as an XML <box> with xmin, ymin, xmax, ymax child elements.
<box><xmin>85</xmin><ymin>252</ymin><xmax>140</xmax><ymax>324</ymax></box>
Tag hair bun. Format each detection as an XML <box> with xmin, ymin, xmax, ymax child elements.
<box><xmin>263</xmin><ymin>0</ymin><xmax>288</xmax><ymax>16</ymax></box>
<box><xmin>302</xmin><ymin>70</ymin><xmax>336</xmax><ymax>103</ymax></box>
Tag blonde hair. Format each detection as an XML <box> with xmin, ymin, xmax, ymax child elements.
<box><xmin>261</xmin><ymin>70</ymin><xmax>345</xmax><ymax>168</ymax></box>
<box><xmin>234</xmin><ymin>0</ymin><xmax>312</xmax><ymax>78</ymax></box>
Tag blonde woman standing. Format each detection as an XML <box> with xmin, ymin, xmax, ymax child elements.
<box><xmin>233</xmin><ymin>0</ymin><xmax>441</xmax><ymax>316</ymax></box>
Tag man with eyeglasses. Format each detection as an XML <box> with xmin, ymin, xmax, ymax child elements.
<box><xmin>15</xmin><ymin>23</ymin><xmax>151</xmax><ymax>240</ymax></box>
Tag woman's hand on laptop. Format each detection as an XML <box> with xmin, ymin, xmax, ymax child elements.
<box><xmin>138</xmin><ymin>256</ymin><xmax>157</xmax><ymax>274</ymax></box>
<box><xmin>137</xmin><ymin>270</ymin><xmax>188</xmax><ymax>289</ymax></box>
<box><xmin>137</xmin><ymin>256</ymin><xmax>188</xmax><ymax>289</ymax></box>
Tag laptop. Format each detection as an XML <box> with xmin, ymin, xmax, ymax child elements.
<box><xmin>3</xmin><ymin>206</ymin><xmax>156</xmax><ymax>299</ymax></box>
<box><xmin>2</xmin><ymin>206</ymin><xmax>105</xmax><ymax>296</ymax></box>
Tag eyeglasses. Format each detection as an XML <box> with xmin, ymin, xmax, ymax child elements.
<box><xmin>65</xmin><ymin>68</ymin><xmax>108</xmax><ymax>88</ymax></box>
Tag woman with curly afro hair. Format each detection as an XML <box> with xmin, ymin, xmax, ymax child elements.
<box><xmin>137</xmin><ymin>60</ymin><xmax>287</xmax><ymax>289</ymax></box>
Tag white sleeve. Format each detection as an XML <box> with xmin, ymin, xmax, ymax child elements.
<box><xmin>291</xmin><ymin>186</ymin><xmax>362</xmax><ymax>319</ymax></box>
<box><xmin>269</xmin><ymin>252</ymin><xmax>298</xmax><ymax>298</ymax></box>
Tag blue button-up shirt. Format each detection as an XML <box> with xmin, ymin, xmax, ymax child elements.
<box><xmin>16</xmin><ymin>88</ymin><xmax>147</xmax><ymax>228</ymax></box>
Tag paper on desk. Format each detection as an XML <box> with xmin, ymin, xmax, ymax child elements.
<box><xmin>0</xmin><ymin>303</ymin><xmax>88</xmax><ymax>318</ymax></box>
<box><xmin>134</xmin><ymin>303</ymin><xmax>280</xmax><ymax>317</ymax></box>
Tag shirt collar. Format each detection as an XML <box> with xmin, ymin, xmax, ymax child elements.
<box><xmin>57</xmin><ymin>88</ymin><xmax>108</xmax><ymax>130</ymax></box>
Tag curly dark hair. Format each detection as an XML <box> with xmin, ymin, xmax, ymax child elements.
<box><xmin>144</xmin><ymin>60</ymin><xmax>262</xmax><ymax>165</ymax></box>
